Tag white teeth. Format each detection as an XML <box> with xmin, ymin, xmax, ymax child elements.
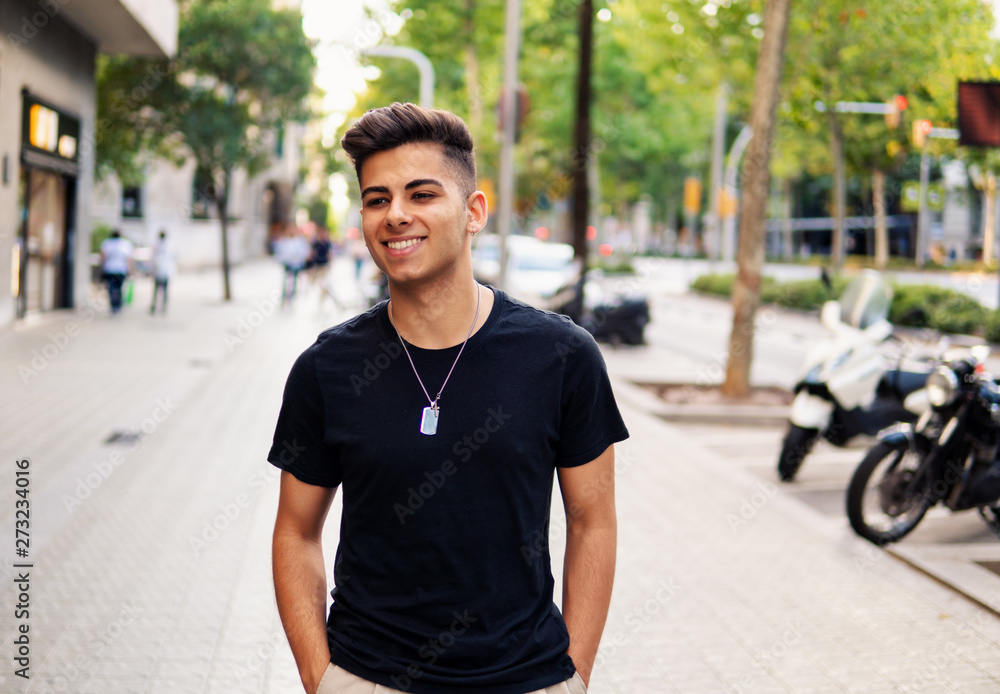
<box><xmin>387</xmin><ymin>238</ymin><xmax>423</xmax><ymax>250</ymax></box>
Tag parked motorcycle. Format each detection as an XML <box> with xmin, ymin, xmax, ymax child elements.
<box><xmin>846</xmin><ymin>346</ymin><xmax>1000</xmax><ymax>545</ymax></box>
<box><xmin>778</xmin><ymin>271</ymin><xmax>932</xmax><ymax>482</ymax></box>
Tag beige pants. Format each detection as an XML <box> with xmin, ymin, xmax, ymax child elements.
<box><xmin>315</xmin><ymin>663</ymin><xmax>588</xmax><ymax>694</ymax></box>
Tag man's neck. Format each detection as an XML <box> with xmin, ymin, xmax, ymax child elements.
<box><xmin>388</xmin><ymin>274</ymin><xmax>493</xmax><ymax>350</ymax></box>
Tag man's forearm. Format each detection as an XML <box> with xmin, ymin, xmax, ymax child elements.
<box><xmin>562</xmin><ymin>522</ymin><xmax>617</xmax><ymax>686</ymax></box>
<box><xmin>273</xmin><ymin>531</ymin><xmax>332</xmax><ymax>694</ymax></box>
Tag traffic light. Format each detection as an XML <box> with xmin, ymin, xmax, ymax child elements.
<box><xmin>912</xmin><ymin>119</ymin><xmax>932</xmax><ymax>148</ymax></box>
<box><xmin>885</xmin><ymin>95</ymin><xmax>908</xmax><ymax>128</ymax></box>
<box><xmin>683</xmin><ymin>177</ymin><xmax>702</xmax><ymax>215</ymax></box>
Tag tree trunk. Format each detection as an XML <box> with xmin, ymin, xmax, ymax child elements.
<box><xmin>873</xmin><ymin>167</ymin><xmax>888</xmax><ymax>269</ymax></box>
<box><xmin>829</xmin><ymin>111</ymin><xmax>846</xmax><ymax>269</ymax></box>
<box><xmin>570</xmin><ymin>0</ymin><xmax>593</xmax><ymax>263</ymax></box>
<box><xmin>982</xmin><ymin>173</ymin><xmax>996</xmax><ymax>264</ymax></box>
<box><xmin>464</xmin><ymin>0</ymin><xmax>482</xmax><ymax>134</ymax></box>
<box><xmin>217</xmin><ymin>168</ymin><xmax>232</xmax><ymax>301</ymax></box>
<box><xmin>720</xmin><ymin>0</ymin><xmax>792</xmax><ymax>399</ymax></box>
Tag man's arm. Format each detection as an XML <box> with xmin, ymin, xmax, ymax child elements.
<box><xmin>557</xmin><ymin>445</ymin><xmax>617</xmax><ymax>687</ymax></box>
<box><xmin>273</xmin><ymin>470</ymin><xmax>338</xmax><ymax>694</ymax></box>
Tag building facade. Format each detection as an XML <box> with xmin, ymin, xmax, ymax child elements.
<box><xmin>90</xmin><ymin>120</ymin><xmax>306</xmax><ymax>272</ymax></box>
<box><xmin>0</xmin><ymin>0</ymin><xmax>177</xmax><ymax>328</ymax></box>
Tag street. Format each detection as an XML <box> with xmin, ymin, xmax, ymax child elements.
<box><xmin>3</xmin><ymin>257</ymin><xmax>1000</xmax><ymax>693</ymax></box>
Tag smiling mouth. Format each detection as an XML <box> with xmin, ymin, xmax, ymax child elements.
<box><xmin>385</xmin><ymin>238</ymin><xmax>425</xmax><ymax>250</ymax></box>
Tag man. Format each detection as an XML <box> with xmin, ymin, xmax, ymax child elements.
<box><xmin>304</xmin><ymin>227</ymin><xmax>335</xmax><ymax>304</ymax></box>
<box><xmin>150</xmin><ymin>230</ymin><xmax>175</xmax><ymax>315</ymax></box>
<box><xmin>270</xmin><ymin>102</ymin><xmax>627</xmax><ymax>694</ymax></box>
<box><xmin>100</xmin><ymin>230</ymin><xmax>134</xmax><ymax>314</ymax></box>
<box><xmin>276</xmin><ymin>224</ymin><xmax>312</xmax><ymax>304</ymax></box>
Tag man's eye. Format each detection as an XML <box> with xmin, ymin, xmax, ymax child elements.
<box><xmin>413</xmin><ymin>192</ymin><xmax>434</xmax><ymax>200</ymax></box>
<box><xmin>365</xmin><ymin>197</ymin><xmax>388</xmax><ymax>206</ymax></box>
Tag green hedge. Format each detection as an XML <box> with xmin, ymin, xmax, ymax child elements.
<box><xmin>692</xmin><ymin>273</ymin><xmax>846</xmax><ymax>312</ymax></box>
<box><xmin>691</xmin><ymin>273</ymin><xmax>748</xmax><ymax>297</ymax></box>
<box><xmin>760</xmin><ymin>276</ymin><xmax>849</xmax><ymax>310</ymax></box>
<box><xmin>987</xmin><ymin>312</ymin><xmax>1000</xmax><ymax>344</ymax></box>
<box><xmin>888</xmin><ymin>284</ymin><xmax>988</xmax><ymax>336</ymax></box>
<box><xmin>692</xmin><ymin>272</ymin><xmax>997</xmax><ymax>340</ymax></box>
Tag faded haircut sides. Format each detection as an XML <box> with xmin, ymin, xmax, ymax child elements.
<box><xmin>341</xmin><ymin>102</ymin><xmax>477</xmax><ymax>199</ymax></box>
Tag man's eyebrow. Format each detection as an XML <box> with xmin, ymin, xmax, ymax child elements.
<box><xmin>360</xmin><ymin>179</ymin><xmax>444</xmax><ymax>199</ymax></box>
<box><xmin>405</xmin><ymin>178</ymin><xmax>444</xmax><ymax>190</ymax></box>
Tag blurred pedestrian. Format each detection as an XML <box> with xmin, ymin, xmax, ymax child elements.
<box><xmin>304</xmin><ymin>227</ymin><xmax>333</xmax><ymax>300</ymax></box>
<box><xmin>150</xmin><ymin>230</ymin><xmax>175</xmax><ymax>315</ymax></box>
<box><xmin>100</xmin><ymin>230</ymin><xmax>134</xmax><ymax>314</ymax></box>
<box><xmin>348</xmin><ymin>233</ymin><xmax>367</xmax><ymax>280</ymax></box>
<box><xmin>274</xmin><ymin>225</ymin><xmax>310</xmax><ymax>304</ymax></box>
<box><xmin>270</xmin><ymin>103</ymin><xmax>628</xmax><ymax>694</ymax></box>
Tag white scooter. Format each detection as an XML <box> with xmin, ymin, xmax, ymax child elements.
<box><xmin>777</xmin><ymin>270</ymin><xmax>932</xmax><ymax>482</ymax></box>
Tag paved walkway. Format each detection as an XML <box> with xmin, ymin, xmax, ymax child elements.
<box><xmin>2</xmin><ymin>258</ymin><xmax>1000</xmax><ymax>693</ymax></box>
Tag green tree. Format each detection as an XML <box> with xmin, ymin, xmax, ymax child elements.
<box><xmin>96</xmin><ymin>0</ymin><xmax>316</xmax><ymax>300</ymax></box>
<box><xmin>781</xmin><ymin>0</ymin><xmax>997</xmax><ymax>267</ymax></box>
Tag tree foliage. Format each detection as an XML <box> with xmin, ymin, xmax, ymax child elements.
<box><xmin>96</xmin><ymin>0</ymin><xmax>316</xmax><ymax>299</ymax></box>
<box><xmin>347</xmin><ymin>0</ymin><xmax>999</xmax><ymax>246</ymax></box>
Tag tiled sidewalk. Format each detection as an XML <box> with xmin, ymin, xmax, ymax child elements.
<box><xmin>1</xmin><ymin>258</ymin><xmax>999</xmax><ymax>693</ymax></box>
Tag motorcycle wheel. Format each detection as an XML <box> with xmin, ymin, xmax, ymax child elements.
<box><xmin>777</xmin><ymin>425</ymin><xmax>820</xmax><ymax>482</ymax></box>
<box><xmin>846</xmin><ymin>440</ymin><xmax>932</xmax><ymax>545</ymax></box>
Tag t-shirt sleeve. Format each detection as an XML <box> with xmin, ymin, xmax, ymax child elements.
<box><xmin>555</xmin><ymin>325</ymin><xmax>629</xmax><ymax>467</ymax></box>
<box><xmin>268</xmin><ymin>346</ymin><xmax>342</xmax><ymax>487</ymax></box>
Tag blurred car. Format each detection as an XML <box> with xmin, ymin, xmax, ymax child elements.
<box><xmin>472</xmin><ymin>234</ymin><xmax>578</xmax><ymax>305</ymax></box>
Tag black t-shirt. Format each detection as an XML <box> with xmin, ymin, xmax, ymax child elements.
<box><xmin>268</xmin><ymin>289</ymin><xmax>629</xmax><ymax>694</ymax></box>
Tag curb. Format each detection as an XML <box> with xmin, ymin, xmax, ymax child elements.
<box><xmin>653</xmin><ymin>402</ymin><xmax>789</xmax><ymax>426</ymax></box>
<box><xmin>887</xmin><ymin>543</ymin><xmax>1000</xmax><ymax>618</ymax></box>
<box><xmin>610</xmin><ymin>376</ymin><xmax>791</xmax><ymax>427</ymax></box>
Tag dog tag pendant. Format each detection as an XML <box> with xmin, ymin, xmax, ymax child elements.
<box><xmin>420</xmin><ymin>406</ymin><xmax>439</xmax><ymax>435</ymax></box>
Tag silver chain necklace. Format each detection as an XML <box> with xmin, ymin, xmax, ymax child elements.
<box><xmin>388</xmin><ymin>284</ymin><xmax>482</xmax><ymax>435</ymax></box>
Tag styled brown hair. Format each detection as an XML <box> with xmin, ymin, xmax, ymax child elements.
<box><xmin>341</xmin><ymin>103</ymin><xmax>477</xmax><ymax>198</ymax></box>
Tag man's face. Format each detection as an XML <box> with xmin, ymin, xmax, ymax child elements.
<box><xmin>359</xmin><ymin>142</ymin><xmax>482</xmax><ymax>289</ymax></box>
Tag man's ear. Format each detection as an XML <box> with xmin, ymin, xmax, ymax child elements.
<box><xmin>466</xmin><ymin>190</ymin><xmax>488</xmax><ymax>234</ymax></box>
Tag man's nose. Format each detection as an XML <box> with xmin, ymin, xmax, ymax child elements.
<box><xmin>386</xmin><ymin>198</ymin><xmax>410</xmax><ymax>228</ymax></box>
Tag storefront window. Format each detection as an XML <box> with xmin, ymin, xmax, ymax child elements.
<box><xmin>20</xmin><ymin>169</ymin><xmax>67</xmax><ymax>313</ymax></box>
<box><xmin>17</xmin><ymin>93</ymin><xmax>79</xmax><ymax>318</ymax></box>
<box><xmin>122</xmin><ymin>187</ymin><xmax>143</xmax><ymax>218</ymax></box>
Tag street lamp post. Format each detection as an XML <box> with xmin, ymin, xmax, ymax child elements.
<box><xmin>361</xmin><ymin>46</ymin><xmax>435</xmax><ymax>109</ymax></box>
<box><xmin>722</xmin><ymin>125</ymin><xmax>753</xmax><ymax>262</ymax></box>
<box><xmin>915</xmin><ymin>126</ymin><xmax>958</xmax><ymax>267</ymax></box>
<box><xmin>707</xmin><ymin>83</ymin><xmax>729</xmax><ymax>262</ymax></box>
<box><xmin>497</xmin><ymin>0</ymin><xmax>523</xmax><ymax>291</ymax></box>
